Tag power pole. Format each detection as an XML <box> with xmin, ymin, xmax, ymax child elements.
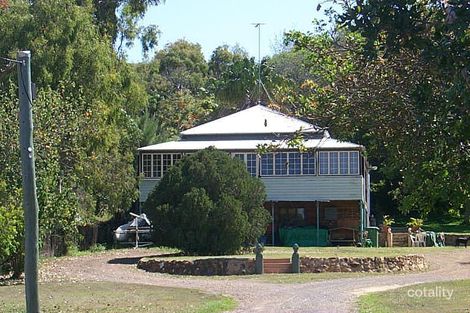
<box><xmin>17</xmin><ymin>50</ymin><xmax>40</xmax><ymax>313</ymax></box>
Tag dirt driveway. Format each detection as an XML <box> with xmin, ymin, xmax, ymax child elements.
<box><xmin>40</xmin><ymin>248</ymin><xmax>470</xmax><ymax>313</ymax></box>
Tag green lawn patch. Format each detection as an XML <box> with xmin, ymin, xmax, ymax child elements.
<box><xmin>424</xmin><ymin>220</ymin><xmax>470</xmax><ymax>234</ymax></box>
<box><xmin>145</xmin><ymin>246</ymin><xmax>462</xmax><ymax>261</ymax></box>
<box><xmin>359</xmin><ymin>279</ymin><xmax>470</xmax><ymax>313</ymax></box>
<box><xmin>0</xmin><ymin>282</ymin><xmax>236</xmax><ymax>313</ymax></box>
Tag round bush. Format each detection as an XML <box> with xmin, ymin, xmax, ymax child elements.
<box><xmin>144</xmin><ymin>147</ymin><xmax>270</xmax><ymax>255</ymax></box>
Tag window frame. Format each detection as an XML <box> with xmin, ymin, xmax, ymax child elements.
<box><xmin>141</xmin><ymin>152</ymin><xmax>183</xmax><ymax>179</ymax></box>
<box><xmin>318</xmin><ymin>150</ymin><xmax>361</xmax><ymax>176</ymax></box>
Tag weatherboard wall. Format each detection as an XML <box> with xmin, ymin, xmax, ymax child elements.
<box><xmin>139</xmin><ymin>175</ymin><xmax>363</xmax><ymax>203</ymax></box>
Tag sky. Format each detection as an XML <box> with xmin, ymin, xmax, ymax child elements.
<box><xmin>126</xmin><ymin>0</ymin><xmax>326</xmax><ymax>63</ymax></box>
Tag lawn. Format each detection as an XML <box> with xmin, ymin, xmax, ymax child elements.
<box><xmin>358</xmin><ymin>279</ymin><xmax>470</xmax><ymax>313</ymax></box>
<box><xmin>142</xmin><ymin>246</ymin><xmax>463</xmax><ymax>261</ymax></box>
<box><xmin>424</xmin><ymin>220</ymin><xmax>470</xmax><ymax>234</ymax></box>
<box><xmin>0</xmin><ymin>282</ymin><xmax>236</xmax><ymax>313</ymax></box>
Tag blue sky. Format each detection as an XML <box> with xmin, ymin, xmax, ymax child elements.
<box><xmin>126</xmin><ymin>0</ymin><xmax>325</xmax><ymax>62</ymax></box>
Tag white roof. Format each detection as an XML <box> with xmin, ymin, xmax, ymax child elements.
<box><xmin>139</xmin><ymin>138</ymin><xmax>363</xmax><ymax>151</ymax></box>
<box><xmin>181</xmin><ymin>105</ymin><xmax>319</xmax><ymax>136</ymax></box>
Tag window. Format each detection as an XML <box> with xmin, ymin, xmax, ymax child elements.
<box><xmin>142</xmin><ymin>153</ymin><xmax>182</xmax><ymax>178</ymax></box>
<box><xmin>234</xmin><ymin>153</ymin><xmax>244</xmax><ymax>162</ymax></box>
<box><xmin>246</xmin><ymin>154</ymin><xmax>257</xmax><ymax>176</ymax></box>
<box><xmin>339</xmin><ymin>152</ymin><xmax>349</xmax><ymax>174</ymax></box>
<box><xmin>319</xmin><ymin>151</ymin><xmax>360</xmax><ymax>175</ymax></box>
<box><xmin>349</xmin><ymin>151</ymin><xmax>359</xmax><ymax>174</ymax></box>
<box><xmin>289</xmin><ymin>152</ymin><xmax>301</xmax><ymax>175</ymax></box>
<box><xmin>329</xmin><ymin>152</ymin><xmax>339</xmax><ymax>174</ymax></box>
<box><xmin>275</xmin><ymin>152</ymin><xmax>288</xmax><ymax>175</ymax></box>
<box><xmin>142</xmin><ymin>154</ymin><xmax>152</xmax><ymax>178</ymax></box>
<box><xmin>162</xmin><ymin>154</ymin><xmax>172</xmax><ymax>175</ymax></box>
<box><xmin>261</xmin><ymin>153</ymin><xmax>274</xmax><ymax>175</ymax></box>
<box><xmin>302</xmin><ymin>153</ymin><xmax>315</xmax><ymax>175</ymax></box>
<box><xmin>152</xmin><ymin>154</ymin><xmax>161</xmax><ymax>177</ymax></box>
<box><xmin>319</xmin><ymin>152</ymin><xmax>329</xmax><ymax>175</ymax></box>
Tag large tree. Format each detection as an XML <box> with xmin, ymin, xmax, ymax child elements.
<box><xmin>0</xmin><ymin>0</ymin><xmax>146</xmax><ymax>264</ymax></box>
<box><xmin>286</xmin><ymin>1</ymin><xmax>470</xmax><ymax>223</ymax></box>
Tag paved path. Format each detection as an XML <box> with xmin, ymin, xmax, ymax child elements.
<box><xmin>40</xmin><ymin>248</ymin><xmax>470</xmax><ymax>313</ymax></box>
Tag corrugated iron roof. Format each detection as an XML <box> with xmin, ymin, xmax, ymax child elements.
<box><xmin>181</xmin><ymin>105</ymin><xmax>320</xmax><ymax>136</ymax></box>
<box><xmin>138</xmin><ymin>138</ymin><xmax>363</xmax><ymax>151</ymax></box>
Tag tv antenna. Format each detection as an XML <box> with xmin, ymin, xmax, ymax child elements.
<box><xmin>252</xmin><ymin>22</ymin><xmax>265</xmax><ymax>104</ymax></box>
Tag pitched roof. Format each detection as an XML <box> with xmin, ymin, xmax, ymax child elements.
<box><xmin>181</xmin><ymin>105</ymin><xmax>320</xmax><ymax>136</ymax></box>
<box><xmin>138</xmin><ymin>138</ymin><xmax>363</xmax><ymax>151</ymax></box>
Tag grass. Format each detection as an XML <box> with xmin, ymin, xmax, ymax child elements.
<box><xmin>142</xmin><ymin>246</ymin><xmax>462</xmax><ymax>261</ymax></box>
<box><xmin>424</xmin><ymin>220</ymin><xmax>470</xmax><ymax>234</ymax></box>
<box><xmin>0</xmin><ymin>282</ymin><xmax>236</xmax><ymax>313</ymax></box>
<box><xmin>359</xmin><ymin>279</ymin><xmax>470</xmax><ymax>313</ymax></box>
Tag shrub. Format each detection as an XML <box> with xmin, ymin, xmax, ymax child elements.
<box><xmin>144</xmin><ymin>148</ymin><xmax>270</xmax><ymax>255</ymax></box>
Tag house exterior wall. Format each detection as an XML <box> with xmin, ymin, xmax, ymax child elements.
<box><xmin>140</xmin><ymin>179</ymin><xmax>160</xmax><ymax>203</ymax></box>
<box><xmin>261</xmin><ymin>176</ymin><xmax>363</xmax><ymax>202</ymax></box>
<box><xmin>139</xmin><ymin>175</ymin><xmax>363</xmax><ymax>204</ymax></box>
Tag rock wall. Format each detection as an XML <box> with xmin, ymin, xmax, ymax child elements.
<box><xmin>138</xmin><ymin>254</ymin><xmax>427</xmax><ymax>275</ymax></box>
<box><xmin>137</xmin><ymin>257</ymin><xmax>255</xmax><ymax>276</ymax></box>
<box><xmin>301</xmin><ymin>255</ymin><xmax>427</xmax><ymax>273</ymax></box>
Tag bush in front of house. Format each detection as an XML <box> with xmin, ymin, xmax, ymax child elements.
<box><xmin>144</xmin><ymin>147</ymin><xmax>270</xmax><ymax>255</ymax></box>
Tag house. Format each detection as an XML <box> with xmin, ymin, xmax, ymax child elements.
<box><xmin>138</xmin><ymin>105</ymin><xmax>372</xmax><ymax>246</ymax></box>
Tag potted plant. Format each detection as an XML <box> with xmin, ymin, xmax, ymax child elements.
<box><xmin>381</xmin><ymin>215</ymin><xmax>395</xmax><ymax>233</ymax></box>
<box><xmin>407</xmin><ymin>217</ymin><xmax>424</xmax><ymax>233</ymax></box>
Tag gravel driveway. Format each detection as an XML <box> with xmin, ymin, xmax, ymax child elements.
<box><xmin>40</xmin><ymin>248</ymin><xmax>470</xmax><ymax>313</ymax></box>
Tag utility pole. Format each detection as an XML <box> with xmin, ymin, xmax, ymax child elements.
<box><xmin>17</xmin><ymin>50</ymin><xmax>40</xmax><ymax>313</ymax></box>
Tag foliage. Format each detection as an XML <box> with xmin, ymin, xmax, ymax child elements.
<box><xmin>87</xmin><ymin>0</ymin><xmax>163</xmax><ymax>57</ymax></box>
<box><xmin>382</xmin><ymin>215</ymin><xmax>395</xmax><ymax>227</ymax></box>
<box><xmin>406</xmin><ymin>218</ymin><xmax>424</xmax><ymax>229</ymax></box>
<box><xmin>136</xmin><ymin>39</ymin><xmax>217</xmax><ymax>142</ymax></box>
<box><xmin>0</xmin><ymin>181</ymin><xmax>24</xmax><ymax>278</ymax></box>
<box><xmin>144</xmin><ymin>148</ymin><xmax>270</xmax><ymax>255</ymax></box>
<box><xmin>0</xmin><ymin>0</ymin><xmax>146</xmax><ymax>269</ymax></box>
<box><xmin>285</xmin><ymin>2</ymin><xmax>470</xmax><ymax>224</ymax></box>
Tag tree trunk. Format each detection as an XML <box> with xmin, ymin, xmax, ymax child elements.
<box><xmin>11</xmin><ymin>253</ymin><xmax>24</xmax><ymax>279</ymax></box>
<box><xmin>92</xmin><ymin>224</ymin><xmax>99</xmax><ymax>246</ymax></box>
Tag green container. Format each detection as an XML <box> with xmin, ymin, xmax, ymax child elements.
<box><xmin>366</xmin><ymin>227</ymin><xmax>380</xmax><ymax>247</ymax></box>
<box><xmin>279</xmin><ymin>226</ymin><xmax>329</xmax><ymax>247</ymax></box>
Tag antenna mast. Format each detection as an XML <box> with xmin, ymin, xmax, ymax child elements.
<box><xmin>252</xmin><ymin>22</ymin><xmax>265</xmax><ymax>105</ymax></box>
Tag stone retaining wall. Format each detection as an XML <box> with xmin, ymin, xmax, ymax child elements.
<box><xmin>138</xmin><ymin>254</ymin><xmax>427</xmax><ymax>275</ymax></box>
<box><xmin>301</xmin><ymin>255</ymin><xmax>427</xmax><ymax>273</ymax></box>
<box><xmin>137</xmin><ymin>258</ymin><xmax>255</xmax><ymax>275</ymax></box>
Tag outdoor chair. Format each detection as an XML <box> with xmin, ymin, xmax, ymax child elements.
<box><xmin>410</xmin><ymin>232</ymin><xmax>426</xmax><ymax>247</ymax></box>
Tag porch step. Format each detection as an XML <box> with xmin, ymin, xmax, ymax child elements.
<box><xmin>264</xmin><ymin>258</ymin><xmax>291</xmax><ymax>264</ymax></box>
<box><xmin>264</xmin><ymin>258</ymin><xmax>292</xmax><ymax>274</ymax></box>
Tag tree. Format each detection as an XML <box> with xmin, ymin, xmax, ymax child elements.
<box><xmin>144</xmin><ymin>148</ymin><xmax>270</xmax><ymax>255</ymax></box>
<box><xmin>287</xmin><ymin>1</ymin><xmax>470</xmax><ymax>223</ymax></box>
<box><xmin>136</xmin><ymin>39</ymin><xmax>216</xmax><ymax>143</ymax></box>
<box><xmin>0</xmin><ymin>0</ymin><xmax>146</xmax><ymax>259</ymax></box>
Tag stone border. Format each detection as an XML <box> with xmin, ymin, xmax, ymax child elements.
<box><xmin>138</xmin><ymin>255</ymin><xmax>427</xmax><ymax>275</ymax></box>
<box><xmin>137</xmin><ymin>257</ymin><xmax>255</xmax><ymax>275</ymax></box>
<box><xmin>301</xmin><ymin>255</ymin><xmax>427</xmax><ymax>273</ymax></box>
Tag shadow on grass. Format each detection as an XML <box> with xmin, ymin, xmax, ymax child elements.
<box><xmin>107</xmin><ymin>252</ymin><xmax>183</xmax><ymax>265</ymax></box>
